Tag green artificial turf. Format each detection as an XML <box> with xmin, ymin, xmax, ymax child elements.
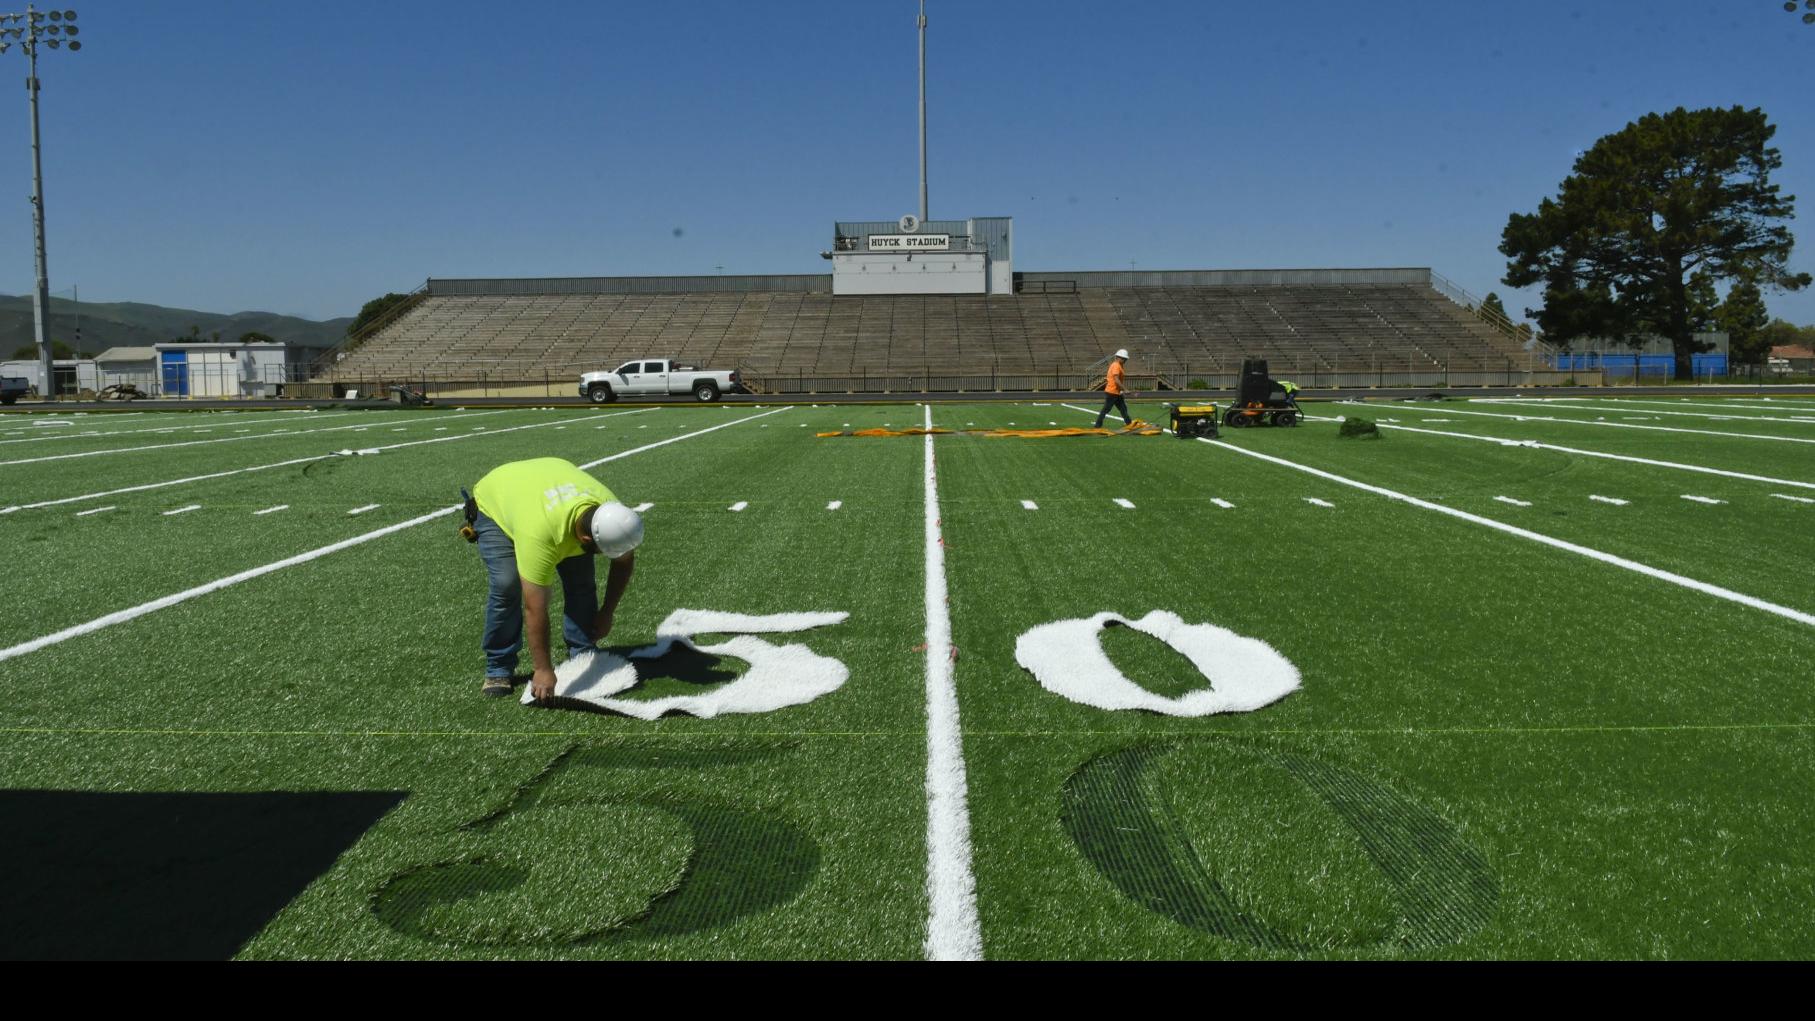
<box><xmin>2</xmin><ymin>399</ymin><xmax>1813</xmax><ymax>959</ymax></box>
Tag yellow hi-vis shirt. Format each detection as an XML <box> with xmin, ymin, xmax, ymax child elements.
<box><xmin>472</xmin><ymin>458</ymin><xmax>616</xmax><ymax>587</ymax></box>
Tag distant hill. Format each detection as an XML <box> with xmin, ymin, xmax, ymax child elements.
<box><xmin>0</xmin><ymin>294</ymin><xmax>353</xmax><ymax>359</ymax></box>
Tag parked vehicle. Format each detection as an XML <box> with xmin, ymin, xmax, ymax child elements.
<box><xmin>579</xmin><ymin>359</ymin><xmax>743</xmax><ymax>403</ymax></box>
<box><xmin>0</xmin><ymin>376</ymin><xmax>29</xmax><ymax>405</ymax></box>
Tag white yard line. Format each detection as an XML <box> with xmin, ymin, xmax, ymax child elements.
<box><xmin>1113</xmin><ymin>497</ymin><xmax>1136</xmax><ymax>509</ymax></box>
<box><xmin>1304</xmin><ymin>498</ymin><xmax>1335</xmax><ymax>508</ymax></box>
<box><xmin>1494</xmin><ymin>496</ymin><xmax>1532</xmax><ymax>507</ymax></box>
<box><xmin>0</xmin><ymin>408</ymin><xmax>519</xmax><ymax>467</ymax></box>
<box><xmin>254</xmin><ymin>505</ymin><xmax>289</xmax><ymax>515</ymax></box>
<box><xmin>1474</xmin><ymin>397</ymin><xmax>1815</xmax><ymax>425</ymax></box>
<box><xmin>728</xmin><ymin>501</ymin><xmax>748</xmax><ymax>512</ymax></box>
<box><xmin>1680</xmin><ymin>495</ymin><xmax>1726</xmax><ymax>505</ymax></box>
<box><xmin>826</xmin><ymin>500</ymin><xmax>842</xmax><ymax>510</ymax></box>
<box><xmin>0</xmin><ymin>505</ymin><xmax>464</xmax><ymax>665</ymax></box>
<box><xmin>1211</xmin><ymin>498</ymin><xmax>1235</xmax><ymax>509</ymax></box>
<box><xmin>161</xmin><ymin>505</ymin><xmax>201</xmax><ymax>516</ymax></box>
<box><xmin>1303</xmin><ymin>416</ymin><xmax>1815</xmax><ymax>491</ymax></box>
<box><xmin>1021</xmin><ymin>500</ymin><xmax>1038</xmax><ymax>510</ymax></box>
<box><xmin>1773</xmin><ymin>494</ymin><xmax>1815</xmax><ymax>504</ymax></box>
<box><xmin>0</xmin><ymin>407</ymin><xmax>771</xmax><ymax>664</ymax></box>
<box><xmin>1197</xmin><ymin>438</ymin><xmax>1815</xmax><ymax>628</ymax></box>
<box><xmin>631</xmin><ymin>502</ymin><xmax>654</xmax><ymax>513</ymax></box>
<box><xmin>0</xmin><ymin>409</ymin><xmax>652</xmax><ymax>515</ymax></box>
<box><xmin>74</xmin><ymin>505</ymin><xmax>115</xmax><ymax>517</ymax></box>
<box><xmin>1373</xmin><ymin>402</ymin><xmax>1815</xmax><ymax>445</ymax></box>
<box><xmin>1590</xmin><ymin>495</ymin><xmax>1630</xmax><ymax>506</ymax></box>
<box><xmin>920</xmin><ymin>402</ymin><xmax>982</xmax><ymax>961</ymax></box>
<box><xmin>577</xmin><ymin>407</ymin><xmax>788</xmax><ymax>470</ymax></box>
<box><xmin>348</xmin><ymin>503</ymin><xmax>381</xmax><ymax>515</ymax></box>
<box><xmin>0</xmin><ymin>410</ymin><xmax>360</xmax><ymax>447</ymax></box>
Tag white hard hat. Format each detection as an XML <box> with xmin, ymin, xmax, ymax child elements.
<box><xmin>589</xmin><ymin>500</ymin><xmax>644</xmax><ymax>558</ymax></box>
<box><xmin>1115</xmin><ymin>349</ymin><xmax>1130</xmax><ymax>359</ymax></box>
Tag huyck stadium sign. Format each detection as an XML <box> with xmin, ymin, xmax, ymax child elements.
<box><xmin>868</xmin><ymin>233</ymin><xmax>951</xmax><ymax>251</ymax></box>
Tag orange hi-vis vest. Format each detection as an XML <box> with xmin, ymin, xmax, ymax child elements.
<box><xmin>1106</xmin><ymin>361</ymin><xmax>1126</xmax><ymax>395</ymax></box>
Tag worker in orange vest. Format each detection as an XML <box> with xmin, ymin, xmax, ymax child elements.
<box><xmin>1094</xmin><ymin>349</ymin><xmax>1134</xmax><ymax>428</ymax></box>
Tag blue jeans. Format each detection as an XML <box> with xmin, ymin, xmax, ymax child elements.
<box><xmin>475</xmin><ymin>511</ymin><xmax>597</xmax><ymax>679</ymax></box>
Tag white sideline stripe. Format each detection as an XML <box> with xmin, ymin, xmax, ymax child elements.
<box><xmin>0</xmin><ymin>407</ymin><xmax>769</xmax><ymax>664</ymax></box>
<box><xmin>0</xmin><ymin>408</ymin><xmax>517</xmax><ymax>466</ymax></box>
<box><xmin>1482</xmin><ymin>397</ymin><xmax>1815</xmax><ymax>424</ymax></box>
<box><xmin>577</xmin><ymin>406</ymin><xmax>788</xmax><ymax>471</ymax></box>
<box><xmin>1211</xmin><ymin>498</ymin><xmax>1235</xmax><ymax>509</ymax></box>
<box><xmin>348</xmin><ymin>503</ymin><xmax>381</xmax><ymax>515</ymax></box>
<box><xmin>1590</xmin><ymin>495</ymin><xmax>1630</xmax><ymax>506</ymax></box>
<box><xmin>921</xmin><ymin>402</ymin><xmax>982</xmax><ymax>961</ymax></box>
<box><xmin>1681</xmin><ymin>495</ymin><xmax>1725</xmax><ymax>505</ymax></box>
<box><xmin>0</xmin><ymin>409</ymin><xmax>650</xmax><ymax>514</ymax></box>
<box><xmin>631</xmin><ymin>502</ymin><xmax>654</xmax><ymax>513</ymax></box>
<box><xmin>826</xmin><ymin>500</ymin><xmax>842</xmax><ymax>510</ymax></box>
<box><xmin>74</xmin><ymin>505</ymin><xmax>115</xmax><ymax>517</ymax></box>
<box><xmin>1304</xmin><ymin>417</ymin><xmax>1815</xmax><ymax>491</ymax></box>
<box><xmin>0</xmin><ymin>505</ymin><xmax>465</xmax><ymax>665</ymax></box>
<box><xmin>1113</xmin><ymin>497</ymin><xmax>1136</xmax><ymax>509</ymax></box>
<box><xmin>254</xmin><ymin>505</ymin><xmax>289</xmax><ymax>515</ymax></box>
<box><xmin>1198</xmin><ymin>438</ymin><xmax>1815</xmax><ymax>628</ymax></box>
<box><xmin>1021</xmin><ymin>500</ymin><xmax>1038</xmax><ymax>510</ymax></box>
<box><xmin>161</xmin><ymin>505</ymin><xmax>201</xmax><ymax>516</ymax></box>
<box><xmin>1774</xmin><ymin>493</ymin><xmax>1815</xmax><ymax>505</ymax></box>
<box><xmin>1304</xmin><ymin>498</ymin><xmax>1335</xmax><ymax>508</ymax></box>
<box><xmin>1376</xmin><ymin>402</ymin><xmax>1815</xmax><ymax>445</ymax></box>
<box><xmin>1494</xmin><ymin>496</ymin><xmax>1532</xmax><ymax>507</ymax></box>
<box><xmin>0</xmin><ymin>410</ymin><xmax>359</xmax><ymax>447</ymax></box>
<box><xmin>729</xmin><ymin>501</ymin><xmax>748</xmax><ymax>512</ymax></box>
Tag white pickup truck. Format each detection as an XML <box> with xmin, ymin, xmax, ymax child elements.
<box><xmin>578</xmin><ymin>359</ymin><xmax>744</xmax><ymax>403</ymax></box>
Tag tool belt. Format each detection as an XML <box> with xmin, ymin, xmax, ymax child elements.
<box><xmin>459</xmin><ymin>487</ymin><xmax>478</xmax><ymax>543</ymax></box>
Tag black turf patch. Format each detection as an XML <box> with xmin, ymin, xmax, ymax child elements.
<box><xmin>0</xmin><ymin>789</ymin><xmax>405</xmax><ymax>960</ymax></box>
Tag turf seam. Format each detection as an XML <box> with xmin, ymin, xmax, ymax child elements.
<box><xmin>8</xmin><ymin>721</ymin><xmax>1812</xmax><ymax>740</ymax></box>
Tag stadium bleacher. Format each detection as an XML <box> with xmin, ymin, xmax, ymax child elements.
<box><xmin>324</xmin><ymin>270</ymin><xmax>1548</xmax><ymax>390</ymax></box>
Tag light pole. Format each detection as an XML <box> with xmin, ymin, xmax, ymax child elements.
<box><xmin>917</xmin><ymin>0</ymin><xmax>927</xmax><ymax>223</ymax></box>
<box><xmin>0</xmin><ymin>6</ymin><xmax>80</xmax><ymax>401</ymax></box>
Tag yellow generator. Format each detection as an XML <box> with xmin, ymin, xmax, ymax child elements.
<box><xmin>1166</xmin><ymin>402</ymin><xmax>1222</xmax><ymax>439</ymax></box>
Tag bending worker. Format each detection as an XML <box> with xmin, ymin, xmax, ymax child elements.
<box><xmin>1095</xmin><ymin>348</ymin><xmax>1135</xmax><ymax>428</ymax></box>
<box><xmin>469</xmin><ymin>457</ymin><xmax>644</xmax><ymax>701</ymax></box>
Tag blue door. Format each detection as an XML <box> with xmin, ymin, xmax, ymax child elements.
<box><xmin>160</xmin><ymin>351</ymin><xmax>188</xmax><ymax>396</ymax></box>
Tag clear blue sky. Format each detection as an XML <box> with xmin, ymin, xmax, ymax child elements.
<box><xmin>2</xmin><ymin>0</ymin><xmax>1811</xmax><ymax>325</ymax></box>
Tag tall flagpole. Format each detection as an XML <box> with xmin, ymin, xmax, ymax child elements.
<box><xmin>918</xmin><ymin>0</ymin><xmax>927</xmax><ymax>223</ymax></box>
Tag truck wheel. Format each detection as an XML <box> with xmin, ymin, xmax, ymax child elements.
<box><xmin>693</xmin><ymin>381</ymin><xmax>720</xmax><ymax>403</ymax></box>
<box><xmin>588</xmin><ymin>384</ymin><xmax>615</xmax><ymax>404</ymax></box>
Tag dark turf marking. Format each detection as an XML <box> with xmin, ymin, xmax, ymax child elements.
<box><xmin>0</xmin><ymin>789</ymin><xmax>405</xmax><ymax>960</ymax></box>
<box><xmin>1061</xmin><ymin>742</ymin><xmax>1498</xmax><ymax>954</ymax></box>
<box><xmin>372</xmin><ymin>741</ymin><xmax>819</xmax><ymax>948</ymax></box>
<box><xmin>1062</xmin><ymin>745</ymin><xmax>1300</xmax><ymax>951</ymax></box>
<box><xmin>1270</xmin><ymin>750</ymin><xmax>1499</xmax><ymax>949</ymax></box>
